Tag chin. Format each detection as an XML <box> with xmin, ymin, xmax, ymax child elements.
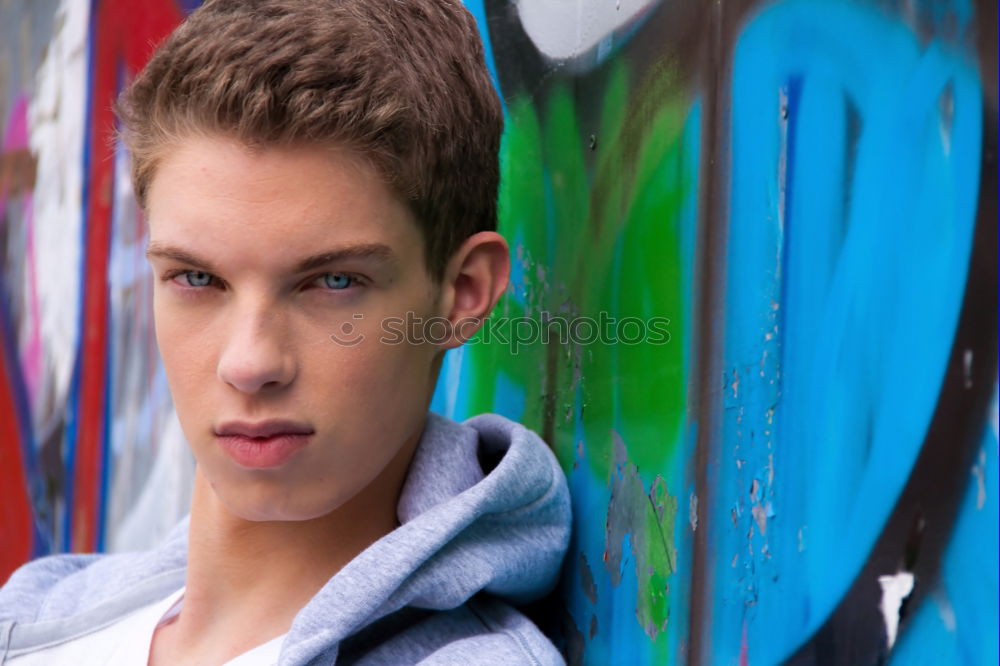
<box><xmin>226</xmin><ymin>496</ymin><xmax>345</xmax><ymax>523</ymax></box>
<box><xmin>207</xmin><ymin>473</ymin><xmax>349</xmax><ymax>523</ymax></box>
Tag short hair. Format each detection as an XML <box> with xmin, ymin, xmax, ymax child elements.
<box><xmin>116</xmin><ymin>0</ymin><xmax>503</xmax><ymax>282</ymax></box>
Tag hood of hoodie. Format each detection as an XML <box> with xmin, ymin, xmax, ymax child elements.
<box><xmin>0</xmin><ymin>412</ymin><xmax>571</xmax><ymax>664</ymax></box>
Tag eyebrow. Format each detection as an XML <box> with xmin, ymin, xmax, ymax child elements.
<box><xmin>293</xmin><ymin>244</ymin><xmax>396</xmax><ymax>273</ymax></box>
<box><xmin>144</xmin><ymin>241</ymin><xmax>397</xmax><ymax>274</ymax></box>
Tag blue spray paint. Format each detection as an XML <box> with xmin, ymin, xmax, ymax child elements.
<box><xmin>716</xmin><ymin>0</ymin><xmax>983</xmax><ymax>661</ymax></box>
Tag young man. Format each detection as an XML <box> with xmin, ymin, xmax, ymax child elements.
<box><xmin>0</xmin><ymin>1</ymin><xmax>571</xmax><ymax>664</ymax></box>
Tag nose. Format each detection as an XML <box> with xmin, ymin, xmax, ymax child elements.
<box><xmin>216</xmin><ymin>302</ymin><xmax>296</xmax><ymax>394</ymax></box>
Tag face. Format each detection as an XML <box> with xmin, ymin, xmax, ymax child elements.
<box><xmin>145</xmin><ymin>134</ymin><xmax>442</xmax><ymax>522</ymax></box>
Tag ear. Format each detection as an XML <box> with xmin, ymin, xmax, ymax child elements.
<box><xmin>436</xmin><ymin>231</ymin><xmax>510</xmax><ymax>350</ymax></box>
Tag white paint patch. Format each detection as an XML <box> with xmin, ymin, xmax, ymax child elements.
<box><xmin>27</xmin><ymin>0</ymin><xmax>88</xmax><ymax>427</ymax></box>
<box><xmin>878</xmin><ymin>571</ymin><xmax>915</xmax><ymax>650</ymax></box>
<box><xmin>517</xmin><ymin>0</ymin><xmax>656</xmax><ymax>61</ymax></box>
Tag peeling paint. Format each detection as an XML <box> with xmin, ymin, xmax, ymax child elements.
<box><xmin>751</xmin><ymin>504</ymin><xmax>768</xmax><ymax>536</ymax></box>
<box><xmin>689</xmin><ymin>492</ymin><xmax>698</xmax><ymax>532</ymax></box>
<box><xmin>604</xmin><ymin>431</ymin><xmax>678</xmax><ymax>639</ymax></box>
<box><xmin>580</xmin><ymin>552</ymin><xmax>598</xmax><ymax>604</ymax></box>
<box><xmin>562</xmin><ymin>608</ymin><xmax>585</xmax><ymax>664</ymax></box>
<box><xmin>972</xmin><ymin>448</ymin><xmax>986</xmax><ymax>510</ymax></box>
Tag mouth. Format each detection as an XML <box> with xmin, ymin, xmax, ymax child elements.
<box><xmin>215</xmin><ymin>419</ymin><xmax>314</xmax><ymax>468</ymax></box>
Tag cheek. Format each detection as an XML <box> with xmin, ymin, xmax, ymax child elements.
<box><xmin>320</xmin><ymin>337</ymin><xmax>433</xmax><ymax>412</ymax></box>
<box><xmin>154</xmin><ymin>301</ymin><xmax>215</xmax><ymax>397</ymax></box>
<box><xmin>368</xmin><ymin>342</ymin><xmax>435</xmax><ymax>415</ymax></box>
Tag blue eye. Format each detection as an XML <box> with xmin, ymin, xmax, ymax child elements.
<box><xmin>181</xmin><ymin>271</ymin><xmax>213</xmax><ymax>287</ymax></box>
<box><xmin>322</xmin><ymin>273</ymin><xmax>353</xmax><ymax>290</ymax></box>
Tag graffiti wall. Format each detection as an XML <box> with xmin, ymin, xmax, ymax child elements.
<box><xmin>0</xmin><ymin>0</ymin><xmax>995</xmax><ymax>663</ymax></box>
<box><xmin>0</xmin><ymin>0</ymin><xmax>196</xmax><ymax>571</ymax></box>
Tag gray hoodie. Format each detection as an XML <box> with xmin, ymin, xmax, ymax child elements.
<box><xmin>0</xmin><ymin>412</ymin><xmax>571</xmax><ymax>665</ymax></box>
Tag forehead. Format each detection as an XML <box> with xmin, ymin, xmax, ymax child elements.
<box><xmin>144</xmin><ymin>135</ymin><xmax>423</xmax><ymax>274</ymax></box>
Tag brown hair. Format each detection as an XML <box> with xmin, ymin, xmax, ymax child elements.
<box><xmin>116</xmin><ymin>0</ymin><xmax>502</xmax><ymax>282</ymax></box>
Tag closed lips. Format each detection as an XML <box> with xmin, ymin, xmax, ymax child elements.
<box><xmin>216</xmin><ymin>420</ymin><xmax>314</xmax><ymax>438</ymax></box>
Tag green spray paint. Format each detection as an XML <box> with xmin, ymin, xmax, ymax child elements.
<box><xmin>442</xmin><ymin>54</ymin><xmax>699</xmax><ymax>659</ymax></box>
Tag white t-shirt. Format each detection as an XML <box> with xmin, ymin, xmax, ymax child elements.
<box><xmin>7</xmin><ymin>586</ymin><xmax>286</xmax><ymax>665</ymax></box>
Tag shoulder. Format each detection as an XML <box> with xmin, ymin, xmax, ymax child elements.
<box><xmin>0</xmin><ymin>517</ymin><xmax>188</xmax><ymax>624</ymax></box>
<box><xmin>447</xmin><ymin>596</ymin><xmax>565</xmax><ymax>666</ymax></box>
<box><xmin>0</xmin><ymin>552</ymin><xmax>106</xmax><ymax>623</ymax></box>
<box><xmin>344</xmin><ymin>597</ymin><xmax>565</xmax><ymax>666</ymax></box>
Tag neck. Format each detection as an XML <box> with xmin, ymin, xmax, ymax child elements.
<box><xmin>156</xmin><ymin>425</ymin><xmax>422</xmax><ymax>663</ymax></box>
